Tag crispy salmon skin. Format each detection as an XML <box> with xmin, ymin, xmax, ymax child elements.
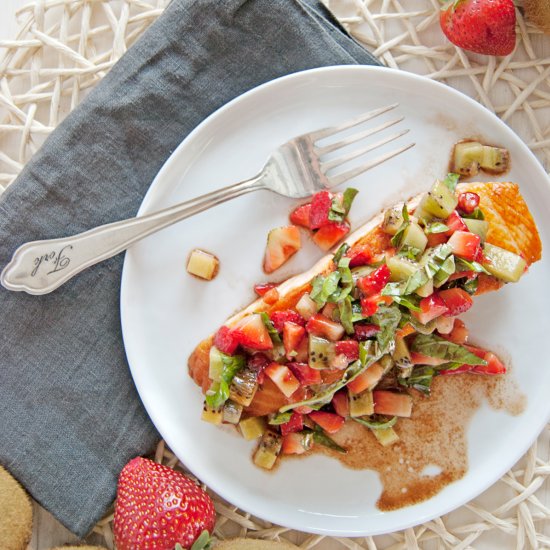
<box><xmin>188</xmin><ymin>181</ymin><xmax>541</xmax><ymax>413</ymax></box>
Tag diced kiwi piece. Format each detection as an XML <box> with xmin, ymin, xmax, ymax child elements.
<box><xmin>201</xmin><ymin>401</ymin><xmax>222</xmax><ymax>425</ymax></box>
<box><xmin>480</xmin><ymin>145</ymin><xmax>510</xmax><ymax>174</ymax></box>
<box><xmin>393</xmin><ymin>336</ymin><xmax>412</xmax><ymax>370</ymax></box>
<box><xmin>253</xmin><ymin>430</ymin><xmax>282</xmax><ymax>470</ymax></box>
<box><xmin>464</xmin><ymin>218</ymin><xmax>489</xmax><ymax>242</ymax></box>
<box><xmin>372</xmin><ymin>426</ymin><xmax>400</xmax><ymax>447</ymax></box>
<box><xmin>239</xmin><ymin>416</ymin><xmax>267</xmax><ymax>440</ymax></box>
<box><xmin>229</xmin><ymin>368</ymin><xmax>258</xmax><ymax>407</ymax></box>
<box><xmin>413</xmin><ymin>204</ymin><xmax>434</xmax><ymax>225</ymax></box>
<box><xmin>415</xmin><ymin>278</ymin><xmax>433</xmax><ymax>298</ymax></box>
<box><xmin>382</xmin><ymin>207</ymin><xmax>404</xmax><ymax>235</ymax></box>
<box><xmin>309</xmin><ymin>334</ymin><xmax>335</xmax><ymax>370</ymax></box>
<box><xmin>418</xmin><ymin>179</ymin><xmax>458</xmax><ymax>219</ymax></box>
<box><xmin>401</xmin><ymin>222</ymin><xmax>428</xmax><ymax>254</ymax></box>
<box><xmin>482</xmin><ymin>243</ymin><xmax>527</xmax><ymax>283</ymax></box>
<box><xmin>387</xmin><ymin>256</ymin><xmax>418</xmax><ymax>282</ymax></box>
<box><xmin>208</xmin><ymin>346</ymin><xmax>224</xmax><ymax>382</ymax></box>
<box><xmin>349</xmin><ymin>390</ymin><xmax>374</xmax><ymax>417</ymax></box>
<box><xmin>351</xmin><ymin>265</ymin><xmax>375</xmax><ymax>284</ymax></box>
<box><xmin>451</xmin><ymin>141</ymin><xmax>483</xmax><ymax>177</ymax></box>
<box><xmin>222</xmin><ymin>400</ymin><xmax>243</xmax><ymax>424</ymax></box>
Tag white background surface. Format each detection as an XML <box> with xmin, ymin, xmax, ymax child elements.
<box><xmin>2</xmin><ymin>0</ymin><xmax>24</xmax><ymax>40</ymax></box>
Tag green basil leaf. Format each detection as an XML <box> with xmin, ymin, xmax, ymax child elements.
<box><xmin>338</xmin><ymin>296</ymin><xmax>354</xmax><ymax>335</ymax></box>
<box><xmin>425</xmin><ymin>222</ymin><xmax>449</xmax><ymax>234</ymax></box>
<box><xmin>398</xmin><ymin>246</ymin><xmax>421</xmax><ymax>261</ymax></box>
<box><xmin>342</xmin><ymin>187</ymin><xmax>359</xmax><ymax>215</ymax></box>
<box><xmin>354</xmin><ymin>415</ymin><xmax>398</xmax><ymax>430</ymax></box>
<box><xmin>310</xmin><ymin>272</ymin><xmax>342</xmax><ymax>306</ymax></box>
<box><xmin>268</xmin><ymin>411</ymin><xmax>293</xmax><ymax>425</ymax></box>
<box><xmin>442</xmin><ymin>173</ymin><xmax>460</xmax><ymax>192</ymax></box>
<box><xmin>463</xmin><ymin>207</ymin><xmax>485</xmax><ymax>220</ymax></box>
<box><xmin>462</xmin><ymin>277</ymin><xmax>479</xmax><ymax>295</ymax></box>
<box><xmin>205</xmin><ymin>353</ymin><xmax>245</xmax><ymax>409</ymax></box>
<box><xmin>328</xmin><ymin>188</ymin><xmax>358</xmax><ymax>222</ymax></box>
<box><xmin>370</xmin><ymin>306</ymin><xmax>401</xmax><ymax>353</ymax></box>
<box><xmin>399</xmin><ymin>366</ymin><xmax>436</xmax><ymax>395</ymax></box>
<box><xmin>433</xmin><ymin>255</ymin><xmax>456</xmax><ymax>287</ymax></box>
<box><xmin>455</xmin><ymin>258</ymin><xmax>490</xmax><ymax>275</ymax></box>
<box><xmin>260</xmin><ymin>312</ymin><xmax>282</xmax><ymax>344</ymax></box>
<box><xmin>312</xmin><ymin>426</ymin><xmax>347</xmax><ymax>454</ymax></box>
<box><xmin>333</xmin><ymin>243</ymin><xmax>350</xmax><ymax>265</ymax></box>
<box><xmin>392</xmin><ymin>295</ymin><xmax>422</xmax><ymax>312</ymax></box>
<box><xmin>411</xmin><ymin>334</ymin><xmax>487</xmax><ymax>366</ymax></box>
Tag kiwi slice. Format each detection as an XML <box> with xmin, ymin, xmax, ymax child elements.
<box><xmin>482</xmin><ymin>243</ymin><xmax>527</xmax><ymax>283</ymax></box>
<box><xmin>417</xmin><ymin>179</ymin><xmax>458</xmax><ymax>219</ymax></box>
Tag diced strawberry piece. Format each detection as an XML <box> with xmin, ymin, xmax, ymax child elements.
<box><xmin>354</xmin><ymin>323</ymin><xmax>380</xmax><ymax>340</ymax></box>
<box><xmin>373</xmin><ymin>390</ymin><xmax>413</xmax><ymax>417</ymax></box>
<box><xmin>264</xmin><ymin>362</ymin><xmax>300</xmax><ymax>398</ymax></box>
<box><xmin>247</xmin><ymin>353</ymin><xmax>270</xmax><ymax>384</ymax></box>
<box><xmin>321</xmin><ymin>302</ymin><xmax>338</xmax><ymax>320</ymax></box>
<box><xmin>335</xmin><ymin>340</ymin><xmax>359</xmax><ymax>361</ymax></box>
<box><xmin>347</xmin><ymin>244</ymin><xmax>373</xmax><ymax>268</ymax></box>
<box><xmin>321</xmin><ymin>368</ymin><xmax>345</xmax><ymax>384</ymax></box>
<box><xmin>427</xmin><ymin>231</ymin><xmax>448</xmax><ymax>247</ymax></box>
<box><xmin>289</xmin><ymin>203</ymin><xmax>312</xmax><ymax>229</ymax></box>
<box><xmin>254</xmin><ymin>282</ymin><xmax>278</xmax><ymax>297</ymax></box>
<box><xmin>213</xmin><ymin>325</ymin><xmax>240</xmax><ymax>355</ymax></box>
<box><xmin>473</xmin><ymin>352</ymin><xmax>506</xmax><ymax>374</ymax></box>
<box><xmin>294</xmin><ymin>406</ymin><xmax>314</xmax><ymax>414</ymax></box>
<box><xmin>447</xmin><ymin>230</ymin><xmax>481</xmax><ymax>261</ymax></box>
<box><xmin>347</xmin><ymin>362</ymin><xmax>385</xmax><ymax>393</ymax></box>
<box><xmin>464</xmin><ymin>344</ymin><xmax>486</xmax><ymax>359</ymax></box>
<box><xmin>233</xmin><ymin>314</ymin><xmax>273</xmax><ymax>351</ymax></box>
<box><xmin>357</xmin><ymin>264</ymin><xmax>391</xmax><ymax>296</ymax></box>
<box><xmin>448</xmin><ymin>270</ymin><xmax>476</xmax><ymax>281</ymax></box>
<box><xmin>305</xmin><ymin>314</ymin><xmax>345</xmax><ymax>341</ymax></box>
<box><xmin>292</xmin><ymin>337</ymin><xmax>309</xmax><ymax>362</ymax></box>
<box><xmin>308</xmin><ymin>411</ymin><xmax>345</xmax><ymax>434</ymax></box>
<box><xmin>282</xmin><ymin>432</ymin><xmax>309</xmax><ymax>455</ymax></box>
<box><xmin>312</xmin><ymin>221</ymin><xmax>350</xmax><ymax>251</ymax></box>
<box><xmin>331</xmin><ymin>390</ymin><xmax>350</xmax><ymax>418</ymax></box>
<box><xmin>444</xmin><ymin>318</ymin><xmax>469</xmax><ymax>344</ymax></box>
<box><xmin>439</xmin><ymin>288</ymin><xmax>473</xmax><ymax>317</ymax></box>
<box><xmin>283</xmin><ymin>322</ymin><xmax>306</xmax><ymax>356</ymax></box>
<box><xmin>410</xmin><ymin>351</ymin><xmax>448</xmax><ymax>366</ymax></box>
<box><xmin>331</xmin><ymin>353</ymin><xmax>350</xmax><ymax>369</ymax></box>
<box><xmin>458</xmin><ymin>192</ymin><xmax>480</xmax><ymax>215</ymax></box>
<box><xmin>270</xmin><ymin>310</ymin><xmax>305</xmax><ymax>332</ymax></box>
<box><xmin>412</xmin><ymin>293</ymin><xmax>448</xmax><ymax>325</ymax></box>
<box><xmin>444</xmin><ymin>210</ymin><xmax>468</xmax><ymax>236</ymax></box>
<box><xmin>361</xmin><ymin>295</ymin><xmax>380</xmax><ymax>317</ymax></box>
<box><xmin>263</xmin><ymin>226</ymin><xmax>302</xmax><ymax>274</ymax></box>
<box><xmin>280</xmin><ymin>411</ymin><xmax>304</xmax><ymax>436</ymax></box>
<box><xmin>287</xmin><ymin>362</ymin><xmax>322</xmax><ymax>386</ymax></box>
<box><xmin>309</xmin><ymin>190</ymin><xmax>333</xmax><ymax>229</ymax></box>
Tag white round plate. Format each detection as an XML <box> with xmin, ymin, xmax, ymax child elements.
<box><xmin>121</xmin><ymin>66</ymin><xmax>550</xmax><ymax>536</ymax></box>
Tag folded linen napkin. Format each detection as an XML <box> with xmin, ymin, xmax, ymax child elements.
<box><xmin>0</xmin><ymin>0</ymin><xmax>380</xmax><ymax>537</ymax></box>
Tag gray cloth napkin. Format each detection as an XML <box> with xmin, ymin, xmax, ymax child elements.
<box><xmin>0</xmin><ymin>0</ymin><xmax>380</xmax><ymax>538</ymax></box>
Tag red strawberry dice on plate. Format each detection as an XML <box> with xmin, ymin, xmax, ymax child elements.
<box><xmin>373</xmin><ymin>390</ymin><xmax>412</xmax><ymax>417</ymax></box>
<box><xmin>309</xmin><ymin>190</ymin><xmax>333</xmax><ymax>229</ymax></box>
<box><xmin>263</xmin><ymin>226</ymin><xmax>301</xmax><ymax>274</ymax></box>
<box><xmin>348</xmin><ymin>243</ymin><xmax>373</xmax><ymax>267</ymax></box>
<box><xmin>264</xmin><ymin>362</ymin><xmax>300</xmax><ymax>398</ymax></box>
<box><xmin>213</xmin><ymin>325</ymin><xmax>240</xmax><ymax>355</ymax></box>
<box><xmin>312</xmin><ymin>221</ymin><xmax>350</xmax><ymax>251</ymax></box>
<box><xmin>290</xmin><ymin>203</ymin><xmax>312</xmax><ymax>228</ymax></box>
<box><xmin>331</xmin><ymin>390</ymin><xmax>350</xmax><ymax>418</ymax></box>
<box><xmin>439</xmin><ymin>288</ymin><xmax>473</xmax><ymax>316</ymax></box>
<box><xmin>447</xmin><ymin>230</ymin><xmax>481</xmax><ymax>261</ymax></box>
<box><xmin>282</xmin><ymin>432</ymin><xmax>311</xmax><ymax>455</ymax></box>
<box><xmin>444</xmin><ymin>210</ymin><xmax>468</xmax><ymax>236</ymax></box>
<box><xmin>357</xmin><ymin>264</ymin><xmax>391</xmax><ymax>296</ymax></box>
<box><xmin>412</xmin><ymin>293</ymin><xmax>448</xmax><ymax>325</ymax></box>
<box><xmin>305</xmin><ymin>313</ymin><xmax>345</xmax><ymax>341</ymax></box>
<box><xmin>270</xmin><ymin>309</ymin><xmax>305</xmax><ymax>332</ymax></box>
<box><xmin>283</xmin><ymin>321</ymin><xmax>306</xmax><ymax>355</ymax></box>
<box><xmin>308</xmin><ymin>410</ymin><xmax>345</xmax><ymax>434</ymax></box>
<box><xmin>287</xmin><ymin>362</ymin><xmax>322</xmax><ymax>386</ymax></box>
<box><xmin>409</xmin><ymin>351</ymin><xmax>448</xmax><ymax>366</ymax></box>
<box><xmin>354</xmin><ymin>323</ymin><xmax>380</xmax><ymax>340</ymax></box>
<box><xmin>444</xmin><ymin>318</ymin><xmax>469</xmax><ymax>344</ymax></box>
<box><xmin>254</xmin><ymin>282</ymin><xmax>278</xmax><ymax>297</ymax></box>
<box><xmin>335</xmin><ymin>340</ymin><xmax>359</xmax><ymax>361</ymax></box>
<box><xmin>473</xmin><ymin>352</ymin><xmax>506</xmax><ymax>374</ymax></box>
<box><xmin>233</xmin><ymin>313</ymin><xmax>273</xmax><ymax>351</ymax></box>
<box><xmin>280</xmin><ymin>411</ymin><xmax>304</xmax><ymax>436</ymax></box>
<box><xmin>347</xmin><ymin>362</ymin><xmax>385</xmax><ymax>393</ymax></box>
<box><xmin>113</xmin><ymin>457</ymin><xmax>216</xmax><ymax>550</ymax></box>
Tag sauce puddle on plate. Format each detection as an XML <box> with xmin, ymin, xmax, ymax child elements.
<box><xmin>311</xmin><ymin>373</ymin><xmax>525</xmax><ymax>510</ymax></box>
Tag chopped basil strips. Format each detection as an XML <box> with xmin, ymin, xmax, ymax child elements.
<box><xmin>328</xmin><ymin>187</ymin><xmax>359</xmax><ymax>222</ymax></box>
<box><xmin>333</xmin><ymin>243</ymin><xmax>350</xmax><ymax>264</ymax></box>
<box><xmin>311</xmin><ymin>426</ymin><xmax>347</xmax><ymax>453</ymax></box>
<box><xmin>455</xmin><ymin>257</ymin><xmax>490</xmax><ymax>275</ymax></box>
<box><xmin>411</xmin><ymin>334</ymin><xmax>487</xmax><ymax>365</ymax></box>
<box><xmin>391</xmin><ymin>204</ymin><xmax>410</xmax><ymax>248</ymax></box>
<box><xmin>425</xmin><ymin>222</ymin><xmax>449</xmax><ymax>234</ymax></box>
<box><xmin>370</xmin><ymin>306</ymin><xmax>401</xmax><ymax>353</ymax></box>
<box><xmin>205</xmin><ymin>353</ymin><xmax>245</xmax><ymax>409</ymax></box>
<box><xmin>260</xmin><ymin>312</ymin><xmax>282</xmax><ymax>344</ymax></box>
<box><xmin>463</xmin><ymin>207</ymin><xmax>485</xmax><ymax>220</ymax></box>
<box><xmin>399</xmin><ymin>366</ymin><xmax>436</xmax><ymax>395</ymax></box>
<box><xmin>310</xmin><ymin>272</ymin><xmax>341</xmax><ymax>305</ymax></box>
<box><xmin>391</xmin><ymin>295</ymin><xmax>421</xmax><ymax>312</ymax></box>
<box><xmin>398</xmin><ymin>246</ymin><xmax>422</xmax><ymax>261</ymax></box>
<box><xmin>462</xmin><ymin>277</ymin><xmax>479</xmax><ymax>295</ymax></box>
<box><xmin>338</xmin><ymin>296</ymin><xmax>354</xmax><ymax>335</ymax></box>
<box><xmin>354</xmin><ymin>415</ymin><xmax>397</xmax><ymax>430</ymax></box>
<box><xmin>442</xmin><ymin>172</ymin><xmax>459</xmax><ymax>192</ymax></box>
<box><xmin>268</xmin><ymin>411</ymin><xmax>293</xmax><ymax>425</ymax></box>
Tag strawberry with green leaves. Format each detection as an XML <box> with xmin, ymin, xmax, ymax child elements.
<box><xmin>439</xmin><ymin>0</ymin><xmax>516</xmax><ymax>56</ymax></box>
<box><xmin>113</xmin><ymin>457</ymin><xmax>216</xmax><ymax>550</ymax></box>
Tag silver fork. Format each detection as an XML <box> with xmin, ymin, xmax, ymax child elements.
<box><xmin>1</xmin><ymin>104</ymin><xmax>414</xmax><ymax>295</ymax></box>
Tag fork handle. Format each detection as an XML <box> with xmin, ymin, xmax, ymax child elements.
<box><xmin>1</xmin><ymin>175</ymin><xmax>265</xmax><ymax>295</ymax></box>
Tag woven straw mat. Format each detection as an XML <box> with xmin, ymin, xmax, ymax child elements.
<box><xmin>1</xmin><ymin>0</ymin><xmax>549</xmax><ymax>549</ymax></box>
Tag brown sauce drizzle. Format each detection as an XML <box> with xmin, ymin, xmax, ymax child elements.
<box><xmin>293</xmin><ymin>372</ymin><xmax>525</xmax><ymax>510</ymax></box>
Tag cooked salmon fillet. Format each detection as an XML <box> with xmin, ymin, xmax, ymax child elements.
<box><xmin>188</xmin><ymin>182</ymin><xmax>541</xmax><ymax>415</ymax></box>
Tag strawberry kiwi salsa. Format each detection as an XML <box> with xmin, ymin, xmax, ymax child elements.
<box><xmin>201</xmin><ymin>174</ymin><xmax>527</xmax><ymax>470</ymax></box>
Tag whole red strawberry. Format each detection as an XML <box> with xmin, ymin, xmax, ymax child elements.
<box><xmin>113</xmin><ymin>457</ymin><xmax>216</xmax><ymax>550</ymax></box>
<box><xmin>440</xmin><ymin>0</ymin><xmax>516</xmax><ymax>56</ymax></box>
